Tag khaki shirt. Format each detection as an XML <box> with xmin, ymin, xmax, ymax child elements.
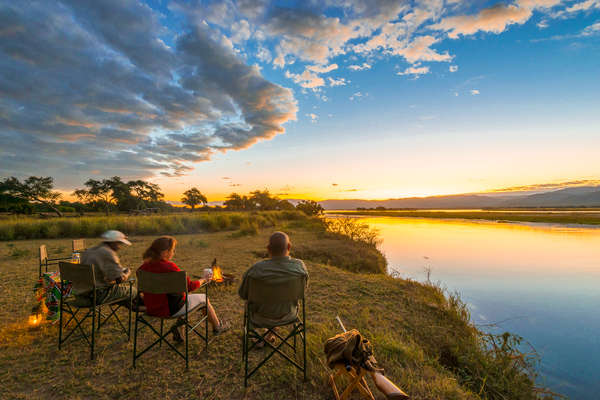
<box><xmin>238</xmin><ymin>256</ymin><xmax>308</xmax><ymax>326</ymax></box>
<box><xmin>81</xmin><ymin>244</ymin><xmax>129</xmax><ymax>288</ymax></box>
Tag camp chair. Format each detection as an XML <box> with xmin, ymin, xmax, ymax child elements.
<box><xmin>242</xmin><ymin>276</ymin><xmax>306</xmax><ymax>387</ymax></box>
<box><xmin>133</xmin><ymin>270</ymin><xmax>209</xmax><ymax>369</ymax></box>
<box><xmin>58</xmin><ymin>262</ymin><xmax>133</xmax><ymax>360</ymax></box>
<box><xmin>72</xmin><ymin>239</ymin><xmax>85</xmax><ymax>253</ymax></box>
<box><xmin>39</xmin><ymin>244</ymin><xmax>71</xmax><ymax>277</ymax></box>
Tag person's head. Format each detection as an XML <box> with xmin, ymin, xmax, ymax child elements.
<box><xmin>143</xmin><ymin>236</ymin><xmax>177</xmax><ymax>261</ymax></box>
<box><xmin>100</xmin><ymin>230</ymin><xmax>131</xmax><ymax>252</ymax></box>
<box><xmin>267</xmin><ymin>231</ymin><xmax>291</xmax><ymax>257</ymax></box>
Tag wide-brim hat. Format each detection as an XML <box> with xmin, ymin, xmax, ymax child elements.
<box><xmin>101</xmin><ymin>230</ymin><xmax>132</xmax><ymax>245</ymax></box>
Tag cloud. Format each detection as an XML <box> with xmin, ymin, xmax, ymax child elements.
<box><xmin>328</xmin><ymin>77</ymin><xmax>348</xmax><ymax>86</ymax></box>
<box><xmin>349</xmin><ymin>92</ymin><xmax>364</xmax><ymax>101</ymax></box>
<box><xmin>581</xmin><ymin>21</ymin><xmax>600</xmax><ymax>36</ymax></box>
<box><xmin>285</xmin><ymin>69</ymin><xmax>325</xmax><ymax>89</ymax></box>
<box><xmin>0</xmin><ymin>0</ymin><xmax>297</xmax><ymax>186</ymax></box>
<box><xmin>471</xmin><ymin>89</ymin><xmax>480</xmax><ymax>95</ymax></box>
<box><xmin>307</xmin><ymin>63</ymin><xmax>338</xmax><ymax>73</ymax></box>
<box><xmin>490</xmin><ymin>179</ymin><xmax>600</xmax><ymax>193</ymax></box>
<box><xmin>449</xmin><ymin>65</ymin><xmax>458</xmax><ymax>72</ymax></box>
<box><xmin>306</xmin><ymin>113</ymin><xmax>318</xmax><ymax>123</ymax></box>
<box><xmin>565</xmin><ymin>0</ymin><xmax>600</xmax><ymax>13</ymax></box>
<box><xmin>348</xmin><ymin>63</ymin><xmax>371</xmax><ymax>71</ymax></box>
<box><xmin>397</xmin><ymin>65</ymin><xmax>430</xmax><ymax>78</ymax></box>
<box><xmin>430</xmin><ymin>0</ymin><xmax>561</xmax><ymax>39</ymax></box>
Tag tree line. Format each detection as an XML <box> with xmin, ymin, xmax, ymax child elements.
<box><xmin>0</xmin><ymin>176</ymin><xmax>324</xmax><ymax>217</ymax></box>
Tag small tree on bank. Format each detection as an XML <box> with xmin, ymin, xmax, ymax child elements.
<box><xmin>182</xmin><ymin>187</ymin><xmax>207</xmax><ymax>211</ymax></box>
<box><xmin>296</xmin><ymin>200</ymin><xmax>324</xmax><ymax>216</ymax></box>
<box><xmin>2</xmin><ymin>176</ymin><xmax>63</xmax><ymax>217</ymax></box>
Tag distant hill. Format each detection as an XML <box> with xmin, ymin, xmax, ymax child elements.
<box><xmin>501</xmin><ymin>187</ymin><xmax>600</xmax><ymax>207</ymax></box>
<box><xmin>319</xmin><ymin>186</ymin><xmax>600</xmax><ymax>210</ymax></box>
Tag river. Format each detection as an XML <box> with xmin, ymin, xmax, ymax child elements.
<box><xmin>352</xmin><ymin>216</ymin><xmax>600</xmax><ymax>399</ymax></box>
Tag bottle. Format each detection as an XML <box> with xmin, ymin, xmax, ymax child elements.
<box><xmin>71</xmin><ymin>252</ymin><xmax>81</xmax><ymax>264</ymax></box>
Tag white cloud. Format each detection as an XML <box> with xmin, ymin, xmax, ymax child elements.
<box><xmin>449</xmin><ymin>65</ymin><xmax>458</xmax><ymax>72</ymax></box>
<box><xmin>306</xmin><ymin>113</ymin><xmax>318</xmax><ymax>123</ymax></box>
<box><xmin>256</xmin><ymin>46</ymin><xmax>272</xmax><ymax>62</ymax></box>
<box><xmin>307</xmin><ymin>63</ymin><xmax>338</xmax><ymax>73</ymax></box>
<box><xmin>349</xmin><ymin>92</ymin><xmax>363</xmax><ymax>101</ymax></box>
<box><xmin>231</xmin><ymin>19</ymin><xmax>251</xmax><ymax>43</ymax></box>
<box><xmin>397</xmin><ymin>65</ymin><xmax>430</xmax><ymax>78</ymax></box>
<box><xmin>566</xmin><ymin>0</ymin><xmax>600</xmax><ymax>13</ymax></box>
<box><xmin>285</xmin><ymin>69</ymin><xmax>325</xmax><ymax>89</ymax></box>
<box><xmin>471</xmin><ymin>89</ymin><xmax>480</xmax><ymax>95</ymax></box>
<box><xmin>328</xmin><ymin>77</ymin><xmax>348</xmax><ymax>86</ymax></box>
<box><xmin>537</xmin><ymin>19</ymin><xmax>550</xmax><ymax>28</ymax></box>
<box><xmin>581</xmin><ymin>21</ymin><xmax>600</xmax><ymax>36</ymax></box>
<box><xmin>348</xmin><ymin>63</ymin><xmax>371</xmax><ymax>71</ymax></box>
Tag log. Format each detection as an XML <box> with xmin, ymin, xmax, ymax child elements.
<box><xmin>370</xmin><ymin>371</ymin><xmax>410</xmax><ymax>400</ymax></box>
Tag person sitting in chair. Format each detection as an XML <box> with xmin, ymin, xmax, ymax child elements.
<box><xmin>138</xmin><ymin>236</ymin><xmax>228</xmax><ymax>343</ymax></box>
<box><xmin>238</xmin><ymin>231</ymin><xmax>308</xmax><ymax>345</ymax></box>
<box><xmin>81</xmin><ymin>230</ymin><xmax>137</xmax><ymax>305</ymax></box>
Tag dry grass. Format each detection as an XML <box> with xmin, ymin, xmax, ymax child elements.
<box><xmin>0</xmin><ymin>227</ymin><xmax>542</xmax><ymax>399</ymax></box>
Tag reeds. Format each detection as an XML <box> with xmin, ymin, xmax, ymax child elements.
<box><xmin>0</xmin><ymin>211</ymin><xmax>307</xmax><ymax>241</ymax></box>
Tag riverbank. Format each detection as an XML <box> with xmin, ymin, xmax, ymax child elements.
<box><xmin>0</xmin><ymin>220</ymin><xmax>549</xmax><ymax>399</ymax></box>
<box><xmin>329</xmin><ymin>209</ymin><xmax>600</xmax><ymax>225</ymax></box>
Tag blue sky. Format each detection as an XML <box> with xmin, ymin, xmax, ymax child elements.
<box><xmin>1</xmin><ymin>0</ymin><xmax>599</xmax><ymax>200</ymax></box>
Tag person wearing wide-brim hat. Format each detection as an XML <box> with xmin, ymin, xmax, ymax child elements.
<box><xmin>80</xmin><ymin>230</ymin><xmax>137</xmax><ymax>306</ymax></box>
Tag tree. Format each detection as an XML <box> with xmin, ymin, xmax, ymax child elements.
<box><xmin>3</xmin><ymin>176</ymin><xmax>63</xmax><ymax>217</ymax></box>
<box><xmin>182</xmin><ymin>188</ymin><xmax>207</xmax><ymax>211</ymax></box>
<box><xmin>249</xmin><ymin>190</ymin><xmax>279</xmax><ymax>210</ymax></box>
<box><xmin>74</xmin><ymin>178</ymin><xmax>114</xmax><ymax>215</ymax></box>
<box><xmin>296</xmin><ymin>200</ymin><xmax>324</xmax><ymax>216</ymax></box>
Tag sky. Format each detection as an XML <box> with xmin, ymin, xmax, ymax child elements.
<box><xmin>0</xmin><ymin>0</ymin><xmax>599</xmax><ymax>201</ymax></box>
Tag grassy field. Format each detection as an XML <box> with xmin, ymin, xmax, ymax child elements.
<box><xmin>0</xmin><ymin>219</ymin><xmax>550</xmax><ymax>400</ymax></box>
<box><xmin>329</xmin><ymin>209</ymin><xmax>600</xmax><ymax>225</ymax></box>
<box><xmin>0</xmin><ymin>211</ymin><xmax>307</xmax><ymax>241</ymax></box>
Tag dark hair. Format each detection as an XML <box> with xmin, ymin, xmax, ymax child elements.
<box><xmin>143</xmin><ymin>236</ymin><xmax>177</xmax><ymax>261</ymax></box>
<box><xmin>267</xmin><ymin>231</ymin><xmax>290</xmax><ymax>256</ymax></box>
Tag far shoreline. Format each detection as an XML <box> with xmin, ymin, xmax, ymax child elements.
<box><xmin>326</xmin><ymin>209</ymin><xmax>600</xmax><ymax>226</ymax></box>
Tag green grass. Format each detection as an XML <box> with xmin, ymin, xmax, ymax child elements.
<box><xmin>330</xmin><ymin>210</ymin><xmax>600</xmax><ymax>225</ymax></box>
<box><xmin>0</xmin><ymin>223</ymin><xmax>552</xmax><ymax>399</ymax></box>
<box><xmin>0</xmin><ymin>211</ymin><xmax>307</xmax><ymax>241</ymax></box>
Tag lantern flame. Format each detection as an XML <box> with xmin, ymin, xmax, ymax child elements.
<box><xmin>212</xmin><ymin>266</ymin><xmax>224</xmax><ymax>282</ymax></box>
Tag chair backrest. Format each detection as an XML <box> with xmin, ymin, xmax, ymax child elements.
<box><xmin>72</xmin><ymin>239</ymin><xmax>85</xmax><ymax>252</ymax></box>
<box><xmin>137</xmin><ymin>270</ymin><xmax>187</xmax><ymax>294</ymax></box>
<box><xmin>59</xmin><ymin>261</ymin><xmax>96</xmax><ymax>293</ymax></box>
<box><xmin>248</xmin><ymin>276</ymin><xmax>305</xmax><ymax>304</ymax></box>
<box><xmin>39</xmin><ymin>245</ymin><xmax>47</xmax><ymax>264</ymax></box>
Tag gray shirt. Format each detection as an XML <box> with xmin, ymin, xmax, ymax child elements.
<box><xmin>239</xmin><ymin>256</ymin><xmax>308</xmax><ymax>325</ymax></box>
<box><xmin>81</xmin><ymin>244</ymin><xmax>129</xmax><ymax>287</ymax></box>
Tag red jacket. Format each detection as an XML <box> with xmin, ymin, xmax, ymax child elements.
<box><xmin>138</xmin><ymin>259</ymin><xmax>200</xmax><ymax>317</ymax></box>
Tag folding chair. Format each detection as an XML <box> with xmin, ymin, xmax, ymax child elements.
<box><xmin>72</xmin><ymin>239</ymin><xmax>86</xmax><ymax>253</ymax></box>
<box><xmin>133</xmin><ymin>270</ymin><xmax>209</xmax><ymax>369</ymax></box>
<box><xmin>58</xmin><ymin>262</ymin><xmax>133</xmax><ymax>360</ymax></box>
<box><xmin>39</xmin><ymin>244</ymin><xmax>71</xmax><ymax>277</ymax></box>
<box><xmin>242</xmin><ymin>276</ymin><xmax>306</xmax><ymax>387</ymax></box>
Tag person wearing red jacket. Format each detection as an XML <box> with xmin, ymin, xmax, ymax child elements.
<box><xmin>138</xmin><ymin>236</ymin><xmax>228</xmax><ymax>342</ymax></box>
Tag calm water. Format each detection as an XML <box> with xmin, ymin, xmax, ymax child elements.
<box><xmin>357</xmin><ymin>216</ymin><xmax>600</xmax><ymax>399</ymax></box>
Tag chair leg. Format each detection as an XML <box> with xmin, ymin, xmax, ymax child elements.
<box><xmin>91</xmin><ymin>307</ymin><xmax>96</xmax><ymax>360</ymax></box>
<box><xmin>58</xmin><ymin>296</ymin><xmax>63</xmax><ymax>350</ymax></box>
<box><xmin>303</xmin><ymin>326</ymin><xmax>307</xmax><ymax>381</ymax></box>
<box><xmin>185</xmin><ymin>315</ymin><xmax>189</xmax><ymax>370</ymax></box>
<box><xmin>160</xmin><ymin>320</ymin><xmax>164</xmax><ymax>348</ymax></box>
<box><xmin>133</xmin><ymin>310</ymin><xmax>139</xmax><ymax>369</ymax></box>
<box><xmin>97</xmin><ymin>305</ymin><xmax>101</xmax><ymax>331</ymax></box>
<box><xmin>128</xmin><ymin>291</ymin><xmax>132</xmax><ymax>340</ymax></box>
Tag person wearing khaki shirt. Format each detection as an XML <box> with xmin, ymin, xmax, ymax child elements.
<box><xmin>239</xmin><ymin>231</ymin><xmax>308</xmax><ymax>328</ymax></box>
<box><xmin>81</xmin><ymin>230</ymin><xmax>136</xmax><ymax>305</ymax></box>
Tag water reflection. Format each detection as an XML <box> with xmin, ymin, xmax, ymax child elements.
<box><xmin>359</xmin><ymin>217</ymin><xmax>600</xmax><ymax>400</ymax></box>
